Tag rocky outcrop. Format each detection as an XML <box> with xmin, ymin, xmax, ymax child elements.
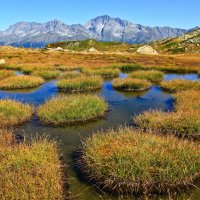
<box><xmin>137</xmin><ymin>45</ymin><xmax>158</xmax><ymax>55</ymax></box>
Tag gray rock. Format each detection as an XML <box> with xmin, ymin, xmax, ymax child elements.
<box><xmin>0</xmin><ymin>59</ymin><xmax>5</xmax><ymax>65</ymax></box>
<box><xmin>137</xmin><ymin>45</ymin><xmax>158</xmax><ymax>55</ymax></box>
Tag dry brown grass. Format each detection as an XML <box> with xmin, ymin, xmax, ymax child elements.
<box><xmin>0</xmin><ymin>129</ymin><xmax>64</xmax><ymax>199</ymax></box>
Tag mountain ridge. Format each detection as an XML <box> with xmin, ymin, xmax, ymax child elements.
<box><xmin>0</xmin><ymin>15</ymin><xmax>190</xmax><ymax>48</ymax></box>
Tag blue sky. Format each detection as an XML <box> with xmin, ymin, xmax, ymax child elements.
<box><xmin>1</xmin><ymin>0</ymin><xmax>199</xmax><ymax>30</ymax></box>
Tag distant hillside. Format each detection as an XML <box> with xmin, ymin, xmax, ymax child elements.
<box><xmin>0</xmin><ymin>15</ymin><xmax>188</xmax><ymax>48</ymax></box>
<box><xmin>150</xmin><ymin>28</ymin><xmax>200</xmax><ymax>54</ymax></box>
<box><xmin>47</xmin><ymin>39</ymin><xmax>134</xmax><ymax>52</ymax></box>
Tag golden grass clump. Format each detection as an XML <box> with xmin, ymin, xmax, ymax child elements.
<box><xmin>57</xmin><ymin>75</ymin><xmax>103</xmax><ymax>92</ymax></box>
<box><xmin>56</xmin><ymin>65</ymin><xmax>80</xmax><ymax>71</ymax></box>
<box><xmin>80</xmin><ymin>127</ymin><xmax>200</xmax><ymax>194</ymax></box>
<box><xmin>31</xmin><ymin>70</ymin><xmax>60</xmax><ymax>79</ymax></box>
<box><xmin>0</xmin><ymin>70</ymin><xmax>15</xmax><ymax>79</ymax></box>
<box><xmin>112</xmin><ymin>78</ymin><xmax>151</xmax><ymax>91</ymax></box>
<box><xmin>0</xmin><ymin>99</ymin><xmax>33</xmax><ymax>127</ymax></box>
<box><xmin>120</xmin><ymin>64</ymin><xmax>145</xmax><ymax>72</ymax></box>
<box><xmin>0</xmin><ymin>75</ymin><xmax>45</xmax><ymax>89</ymax></box>
<box><xmin>58</xmin><ymin>71</ymin><xmax>81</xmax><ymax>79</ymax></box>
<box><xmin>82</xmin><ymin>68</ymin><xmax>120</xmax><ymax>78</ymax></box>
<box><xmin>160</xmin><ymin>79</ymin><xmax>200</xmax><ymax>92</ymax></box>
<box><xmin>20</xmin><ymin>65</ymin><xmax>54</xmax><ymax>74</ymax></box>
<box><xmin>134</xmin><ymin>90</ymin><xmax>200</xmax><ymax>137</ymax></box>
<box><xmin>38</xmin><ymin>94</ymin><xmax>108</xmax><ymax>125</ymax></box>
<box><xmin>0</xmin><ymin>129</ymin><xmax>64</xmax><ymax>200</ymax></box>
<box><xmin>129</xmin><ymin>70</ymin><xmax>164</xmax><ymax>82</ymax></box>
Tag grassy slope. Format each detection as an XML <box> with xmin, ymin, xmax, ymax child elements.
<box><xmin>150</xmin><ymin>28</ymin><xmax>200</xmax><ymax>54</ymax></box>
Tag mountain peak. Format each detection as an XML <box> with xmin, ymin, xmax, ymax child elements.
<box><xmin>0</xmin><ymin>15</ymin><xmax>189</xmax><ymax>48</ymax></box>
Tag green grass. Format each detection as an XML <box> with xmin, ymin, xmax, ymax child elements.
<box><xmin>31</xmin><ymin>70</ymin><xmax>60</xmax><ymax>79</ymax></box>
<box><xmin>134</xmin><ymin>90</ymin><xmax>200</xmax><ymax>137</ymax></box>
<box><xmin>0</xmin><ymin>65</ymin><xmax>21</xmax><ymax>70</ymax></box>
<box><xmin>0</xmin><ymin>75</ymin><xmax>45</xmax><ymax>89</ymax></box>
<box><xmin>0</xmin><ymin>129</ymin><xmax>64</xmax><ymax>199</ymax></box>
<box><xmin>20</xmin><ymin>65</ymin><xmax>54</xmax><ymax>74</ymax></box>
<box><xmin>80</xmin><ymin>127</ymin><xmax>200</xmax><ymax>194</ymax></box>
<box><xmin>0</xmin><ymin>70</ymin><xmax>15</xmax><ymax>79</ymax></box>
<box><xmin>129</xmin><ymin>70</ymin><xmax>164</xmax><ymax>82</ymax></box>
<box><xmin>112</xmin><ymin>78</ymin><xmax>151</xmax><ymax>91</ymax></box>
<box><xmin>56</xmin><ymin>65</ymin><xmax>80</xmax><ymax>71</ymax></box>
<box><xmin>38</xmin><ymin>94</ymin><xmax>108</xmax><ymax>125</ymax></box>
<box><xmin>82</xmin><ymin>68</ymin><xmax>120</xmax><ymax>78</ymax></box>
<box><xmin>0</xmin><ymin>99</ymin><xmax>33</xmax><ymax>127</ymax></box>
<box><xmin>160</xmin><ymin>79</ymin><xmax>200</xmax><ymax>92</ymax></box>
<box><xmin>58</xmin><ymin>71</ymin><xmax>81</xmax><ymax>79</ymax></box>
<box><xmin>57</xmin><ymin>75</ymin><xmax>103</xmax><ymax>92</ymax></box>
<box><xmin>120</xmin><ymin>64</ymin><xmax>145</xmax><ymax>72</ymax></box>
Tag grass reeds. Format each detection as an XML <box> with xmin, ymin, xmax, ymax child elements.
<box><xmin>58</xmin><ymin>71</ymin><xmax>81</xmax><ymax>79</ymax></box>
<box><xmin>57</xmin><ymin>75</ymin><xmax>103</xmax><ymax>92</ymax></box>
<box><xmin>129</xmin><ymin>70</ymin><xmax>164</xmax><ymax>82</ymax></box>
<box><xmin>56</xmin><ymin>65</ymin><xmax>80</xmax><ymax>71</ymax></box>
<box><xmin>31</xmin><ymin>70</ymin><xmax>60</xmax><ymax>79</ymax></box>
<box><xmin>0</xmin><ymin>75</ymin><xmax>45</xmax><ymax>89</ymax></box>
<box><xmin>120</xmin><ymin>64</ymin><xmax>145</xmax><ymax>72</ymax></box>
<box><xmin>82</xmin><ymin>68</ymin><xmax>120</xmax><ymax>78</ymax></box>
<box><xmin>160</xmin><ymin>79</ymin><xmax>200</xmax><ymax>92</ymax></box>
<box><xmin>0</xmin><ymin>129</ymin><xmax>64</xmax><ymax>199</ymax></box>
<box><xmin>134</xmin><ymin>90</ymin><xmax>200</xmax><ymax>137</ymax></box>
<box><xmin>38</xmin><ymin>94</ymin><xmax>108</xmax><ymax>125</ymax></box>
<box><xmin>0</xmin><ymin>99</ymin><xmax>33</xmax><ymax>127</ymax></box>
<box><xmin>0</xmin><ymin>70</ymin><xmax>15</xmax><ymax>79</ymax></box>
<box><xmin>20</xmin><ymin>65</ymin><xmax>54</xmax><ymax>74</ymax></box>
<box><xmin>112</xmin><ymin>78</ymin><xmax>151</xmax><ymax>91</ymax></box>
<box><xmin>79</xmin><ymin>127</ymin><xmax>200</xmax><ymax>194</ymax></box>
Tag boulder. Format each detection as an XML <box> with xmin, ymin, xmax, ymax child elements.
<box><xmin>137</xmin><ymin>45</ymin><xmax>158</xmax><ymax>55</ymax></box>
<box><xmin>0</xmin><ymin>59</ymin><xmax>5</xmax><ymax>65</ymax></box>
<box><xmin>88</xmin><ymin>47</ymin><xmax>97</xmax><ymax>52</ymax></box>
<box><xmin>54</xmin><ymin>47</ymin><xmax>64</xmax><ymax>51</ymax></box>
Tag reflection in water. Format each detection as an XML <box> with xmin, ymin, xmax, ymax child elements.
<box><xmin>164</xmin><ymin>73</ymin><xmax>200</xmax><ymax>81</ymax></box>
<box><xmin>0</xmin><ymin>73</ymin><xmax>199</xmax><ymax>199</ymax></box>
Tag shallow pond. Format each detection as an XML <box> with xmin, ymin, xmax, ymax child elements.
<box><xmin>1</xmin><ymin>72</ymin><xmax>200</xmax><ymax>199</ymax></box>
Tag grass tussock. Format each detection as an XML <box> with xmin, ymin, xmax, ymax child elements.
<box><xmin>112</xmin><ymin>78</ymin><xmax>151</xmax><ymax>91</ymax></box>
<box><xmin>0</xmin><ymin>99</ymin><xmax>33</xmax><ymax>127</ymax></box>
<box><xmin>120</xmin><ymin>64</ymin><xmax>145</xmax><ymax>72</ymax></box>
<box><xmin>129</xmin><ymin>70</ymin><xmax>164</xmax><ymax>82</ymax></box>
<box><xmin>31</xmin><ymin>70</ymin><xmax>60</xmax><ymax>79</ymax></box>
<box><xmin>134</xmin><ymin>90</ymin><xmax>200</xmax><ymax>137</ymax></box>
<box><xmin>38</xmin><ymin>94</ymin><xmax>108</xmax><ymax>125</ymax></box>
<box><xmin>20</xmin><ymin>65</ymin><xmax>54</xmax><ymax>74</ymax></box>
<box><xmin>57</xmin><ymin>75</ymin><xmax>103</xmax><ymax>92</ymax></box>
<box><xmin>0</xmin><ymin>129</ymin><xmax>64</xmax><ymax>200</ymax></box>
<box><xmin>56</xmin><ymin>65</ymin><xmax>80</xmax><ymax>71</ymax></box>
<box><xmin>160</xmin><ymin>79</ymin><xmax>200</xmax><ymax>92</ymax></box>
<box><xmin>82</xmin><ymin>68</ymin><xmax>120</xmax><ymax>78</ymax></box>
<box><xmin>0</xmin><ymin>70</ymin><xmax>15</xmax><ymax>79</ymax></box>
<box><xmin>58</xmin><ymin>71</ymin><xmax>81</xmax><ymax>79</ymax></box>
<box><xmin>80</xmin><ymin>127</ymin><xmax>200</xmax><ymax>194</ymax></box>
<box><xmin>0</xmin><ymin>75</ymin><xmax>45</xmax><ymax>89</ymax></box>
